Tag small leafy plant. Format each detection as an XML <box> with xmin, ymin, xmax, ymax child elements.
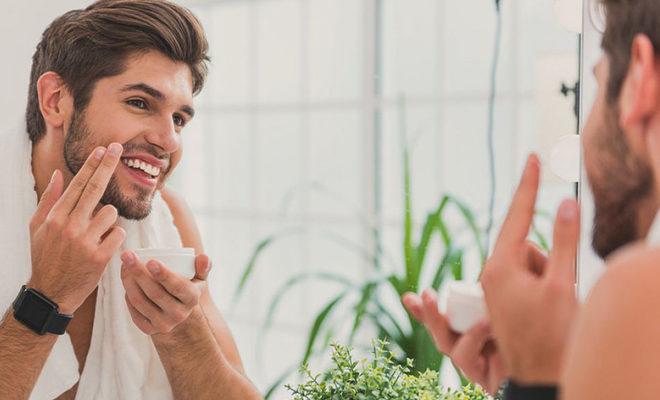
<box><xmin>286</xmin><ymin>340</ymin><xmax>494</xmax><ymax>400</ymax></box>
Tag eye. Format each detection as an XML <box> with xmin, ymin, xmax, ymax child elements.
<box><xmin>127</xmin><ymin>99</ymin><xmax>148</xmax><ymax>110</ymax></box>
<box><xmin>173</xmin><ymin>114</ymin><xmax>186</xmax><ymax>127</ymax></box>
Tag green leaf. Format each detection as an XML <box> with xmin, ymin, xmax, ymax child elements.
<box><xmin>431</xmin><ymin>247</ymin><xmax>463</xmax><ymax>290</ymax></box>
<box><xmin>372</xmin><ymin>299</ymin><xmax>407</xmax><ymax>343</ymax></box>
<box><xmin>264</xmin><ymin>363</ymin><xmax>302</xmax><ymax>399</ymax></box>
<box><xmin>531</xmin><ymin>222</ymin><xmax>550</xmax><ymax>252</ymax></box>
<box><xmin>234</xmin><ymin>228</ymin><xmax>304</xmax><ymax>300</ymax></box>
<box><xmin>450</xmin><ymin>251</ymin><xmax>464</xmax><ymax>281</ymax></box>
<box><xmin>348</xmin><ymin>282</ymin><xmax>377</xmax><ymax>343</ymax></box>
<box><xmin>262</xmin><ymin>272</ymin><xmax>353</xmax><ymax>332</ymax></box>
<box><xmin>412</xmin><ymin>196</ymin><xmax>451</xmax><ymax>292</ymax></box>
<box><xmin>301</xmin><ymin>291</ymin><xmax>348</xmax><ymax>365</ymax></box>
<box><xmin>446</xmin><ymin>195</ymin><xmax>486</xmax><ymax>262</ymax></box>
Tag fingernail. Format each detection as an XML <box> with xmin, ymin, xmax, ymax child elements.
<box><xmin>559</xmin><ymin>199</ymin><xmax>577</xmax><ymax>221</ymax></box>
<box><xmin>121</xmin><ymin>252</ymin><xmax>135</xmax><ymax>265</ymax></box>
<box><xmin>108</xmin><ymin>143</ymin><xmax>123</xmax><ymax>156</ymax></box>
<box><xmin>94</xmin><ymin>147</ymin><xmax>106</xmax><ymax>160</ymax></box>
<box><xmin>148</xmin><ymin>261</ymin><xmax>161</xmax><ymax>275</ymax></box>
<box><xmin>205</xmin><ymin>261</ymin><xmax>212</xmax><ymax>274</ymax></box>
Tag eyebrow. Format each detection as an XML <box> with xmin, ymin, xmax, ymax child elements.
<box><xmin>120</xmin><ymin>83</ymin><xmax>195</xmax><ymax>118</ymax></box>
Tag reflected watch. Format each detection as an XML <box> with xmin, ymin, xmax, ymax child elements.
<box><xmin>12</xmin><ymin>285</ymin><xmax>73</xmax><ymax>335</ymax></box>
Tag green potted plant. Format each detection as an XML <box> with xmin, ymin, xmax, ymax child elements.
<box><xmin>286</xmin><ymin>340</ymin><xmax>498</xmax><ymax>400</ymax></box>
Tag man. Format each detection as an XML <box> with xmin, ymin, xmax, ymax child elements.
<box><xmin>0</xmin><ymin>1</ymin><xmax>261</xmax><ymax>399</ymax></box>
<box><xmin>404</xmin><ymin>0</ymin><xmax>660</xmax><ymax>398</ymax></box>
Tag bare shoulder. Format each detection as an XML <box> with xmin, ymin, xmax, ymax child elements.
<box><xmin>562</xmin><ymin>244</ymin><xmax>660</xmax><ymax>399</ymax></box>
<box><xmin>159</xmin><ymin>186</ymin><xmax>204</xmax><ymax>254</ymax></box>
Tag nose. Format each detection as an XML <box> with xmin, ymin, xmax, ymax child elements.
<box><xmin>144</xmin><ymin>116</ymin><xmax>180</xmax><ymax>154</ymax></box>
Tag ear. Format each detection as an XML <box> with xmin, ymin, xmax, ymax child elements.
<box><xmin>36</xmin><ymin>72</ymin><xmax>73</xmax><ymax>134</ymax></box>
<box><xmin>619</xmin><ymin>34</ymin><xmax>658</xmax><ymax>130</ymax></box>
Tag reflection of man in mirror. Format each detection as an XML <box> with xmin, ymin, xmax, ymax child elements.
<box><xmin>0</xmin><ymin>1</ymin><xmax>261</xmax><ymax>399</ymax></box>
<box><xmin>405</xmin><ymin>0</ymin><xmax>660</xmax><ymax>398</ymax></box>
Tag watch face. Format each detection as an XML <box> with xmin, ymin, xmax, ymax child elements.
<box><xmin>15</xmin><ymin>291</ymin><xmax>54</xmax><ymax>334</ymax></box>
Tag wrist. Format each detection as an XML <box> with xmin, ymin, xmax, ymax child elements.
<box><xmin>509</xmin><ymin>366</ymin><xmax>559</xmax><ymax>386</ymax></box>
<box><xmin>25</xmin><ymin>279</ymin><xmax>78</xmax><ymax>314</ymax></box>
<box><xmin>152</xmin><ymin>306</ymin><xmax>205</xmax><ymax>344</ymax></box>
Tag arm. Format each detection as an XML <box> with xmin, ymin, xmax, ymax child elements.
<box><xmin>0</xmin><ymin>311</ymin><xmax>58</xmax><ymax>397</ymax></box>
<box><xmin>0</xmin><ymin>144</ymin><xmax>126</xmax><ymax>397</ymax></box>
<box><xmin>149</xmin><ymin>187</ymin><xmax>259</xmax><ymax>398</ymax></box>
<box><xmin>562</xmin><ymin>245</ymin><xmax>660</xmax><ymax>400</ymax></box>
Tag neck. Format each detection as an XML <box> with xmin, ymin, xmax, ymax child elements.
<box><xmin>641</xmin><ymin>132</ymin><xmax>660</xmax><ymax>239</ymax></box>
<box><xmin>31</xmin><ymin>134</ymin><xmax>73</xmax><ymax>201</ymax></box>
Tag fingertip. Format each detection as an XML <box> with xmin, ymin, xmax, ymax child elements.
<box><xmin>147</xmin><ymin>260</ymin><xmax>162</xmax><ymax>277</ymax></box>
<box><xmin>121</xmin><ymin>250</ymin><xmax>135</xmax><ymax>265</ymax></box>
<box><xmin>108</xmin><ymin>143</ymin><xmax>123</xmax><ymax>157</ymax></box>
<box><xmin>421</xmin><ymin>288</ymin><xmax>437</xmax><ymax>304</ymax></box>
<box><xmin>401</xmin><ymin>292</ymin><xmax>418</xmax><ymax>308</ymax></box>
<box><xmin>558</xmin><ymin>198</ymin><xmax>579</xmax><ymax>222</ymax></box>
<box><xmin>93</xmin><ymin>147</ymin><xmax>107</xmax><ymax>160</ymax></box>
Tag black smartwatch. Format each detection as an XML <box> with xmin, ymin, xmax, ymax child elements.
<box><xmin>504</xmin><ymin>380</ymin><xmax>558</xmax><ymax>400</ymax></box>
<box><xmin>12</xmin><ymin>285</ymin><xmax>73</xmax><ymax>335</ymax></box>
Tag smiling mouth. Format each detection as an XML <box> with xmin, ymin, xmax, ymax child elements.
<box><xmin>121</xmin><ymin>158</ymin><xmax>162</xmax><ymax>181</ymax></box>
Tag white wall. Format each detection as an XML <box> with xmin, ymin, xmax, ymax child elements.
<box><xmin>1</xmin><ymin>1</ymin><xmax>90</xmax><ymax>126</ymax></box>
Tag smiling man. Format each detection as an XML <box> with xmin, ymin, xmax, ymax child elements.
<box><xmin>0</xmin><ymin>1</ymin><xmax>261</xmax><ymax>399</ymax></box>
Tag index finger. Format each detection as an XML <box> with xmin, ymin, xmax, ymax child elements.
<box><xmin>421</xmin><ymin>289</ymin><xmax>459</xmax><ymax>352</ymax></box>
<box><xmin>51</xmin><ymin>146</ymin><xmax>107</xmax><ymax>215</ymax></box>
<box><xmin>70</xmin><ymin>143</ymin><xmax>123</xmax><ymax>219</ymax></box>
<box><xmin>147</xmin><ymin>260</ymin><xmax>199</xmax><ymax>305</ymax></box>
<box><xmin>494</xmin><ymin>154</ymin><xmax>541</xmax><ymax>251</ymax></box>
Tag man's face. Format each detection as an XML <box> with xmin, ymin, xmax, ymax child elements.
<box><xmin>63</xmin><ymin>50</ymin><xmax>195</xmax><ymax>220</ymax></box>
<box><xmin>582</xmin><ymin>56</ymin><xmax>653</xmax><ymax>258</ymax></box>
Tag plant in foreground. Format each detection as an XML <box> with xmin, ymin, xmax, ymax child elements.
<box><xmin>286</xmin><ymin>340</ymin><xmax>499</xmax><ymax>400</ymax></box>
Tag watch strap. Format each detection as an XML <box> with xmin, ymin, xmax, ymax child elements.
<box><xmin>12</xmin><ymin>285</ymin><xmax>73</xmax><ymax>335</ymax></box>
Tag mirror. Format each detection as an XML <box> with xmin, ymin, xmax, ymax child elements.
<box><xmin>0</xmin><ymin>0</ymin><xmax>582</xmax><ymax>398</ymax></box>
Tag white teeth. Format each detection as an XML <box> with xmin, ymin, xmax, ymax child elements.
<box><xmin>122</xmin><ymin>158</ymin><xmax>161</xmax><ymax>178</ymax></box>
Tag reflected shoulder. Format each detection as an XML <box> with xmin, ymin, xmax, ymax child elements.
<box><xmin>562</xmin><ymin>243</ymin><xmax>660</xmax><ymax>399</ymax></box>
<box><xmin>160</xmin><ymin>186</ymin><xmax>204</xmax><ymax>254</ymax></box>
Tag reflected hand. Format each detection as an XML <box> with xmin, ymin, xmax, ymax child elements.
<box><xmin>480</xmin><ymin>154</ymin><xmax>579</xmax><ymax>385</ymax></box>
<box><xmin>121</xmin><ymin>251</ymin><xmax>211</xmax><ymax>335</ymax></box>
<box><xmin>403</xmin><ymin>289</ymin><xmax>506</xmax><ymax>394</ymax></box>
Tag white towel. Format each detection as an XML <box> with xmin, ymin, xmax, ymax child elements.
<box><xmin>0</xmin><ymin>123</ymin><xmax>180</xmax><ymax>399</ymax></box>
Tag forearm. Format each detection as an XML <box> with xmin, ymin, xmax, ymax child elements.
<box><xmin>0</xmin><ymin>310</ymin><xmax>58</xmax><ymax>398</ymax></box>
<box><xmin>152</xmin><ymin>307</ymin><xmax>261</xmax><ymax>400</ymax></box>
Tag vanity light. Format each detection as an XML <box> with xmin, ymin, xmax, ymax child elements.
<box><xmin>550</xmin><ymin>134</ymin><xmax>581</xmax><ymax>183</ymax></box>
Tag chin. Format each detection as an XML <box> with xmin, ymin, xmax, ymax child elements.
<box><xmin>100</xmin><ymin>180</ymin><xmax>155</xmax><ymax>221</ymax></box>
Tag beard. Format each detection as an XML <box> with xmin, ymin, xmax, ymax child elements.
<box><xmin>63</xmin><ymin>109</ymin><xmax>158</xmax><ymax>220</ymax></box>
<box><xmin>589</xmin><ymin>106</ymin><xmax>653</xmax><ymax>258</ymax></box>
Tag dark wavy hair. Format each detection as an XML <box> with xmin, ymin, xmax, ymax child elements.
<box><xmin>25</xmin><ymin>0</ymin><xmax>210</xmax><ymax>143</ymax></box>
<box><xmin>601</xmin><ymin>0</ymin><xmax>660</xmax><ymax>103</ymax></box>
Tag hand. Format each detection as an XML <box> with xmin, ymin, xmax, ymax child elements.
<box><xmin>480</xmin><ymin>154</ymin><xmax>579</xmax><ymax>385</ymax></box>
<box><xmin>403</xmin><ymin>289</ymin><xmax>506</xmax><ymax>394</ymax></box>
<box><xmin>29</xmin><ymin>143</ymin><xmax>125</xmax><ymax>314</ymax></box>
<box><xmin>121</xmin><ymin>251</ymin><xmax>211</xmax><ymax>335</ymax></box>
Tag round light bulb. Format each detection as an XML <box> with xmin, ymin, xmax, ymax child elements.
<box><xmin>550</xmin><ymin>134</ymin><xmax>581</xmax><ymax>183</ymax></box>
<box><xmin>553</xmin><ymin>0</ymin><xmax>583</xmax><ymax>34</ymax></box>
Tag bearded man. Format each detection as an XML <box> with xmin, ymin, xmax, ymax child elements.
<box><xmin>0</xmin><ymin>1</ymin><xmax>261</xmax><ymax>399</ymax></box>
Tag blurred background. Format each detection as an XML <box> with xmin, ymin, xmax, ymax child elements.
<box><xmin>2</xmin><ymin>0</ymin><xmax>581</xmax><ymax>398</ymax></box>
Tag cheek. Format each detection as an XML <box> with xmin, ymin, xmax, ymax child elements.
<box><xmin>582</xmin><ymin>103</ymin><xmax>609</xmax><ymax>187</ymax></box>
